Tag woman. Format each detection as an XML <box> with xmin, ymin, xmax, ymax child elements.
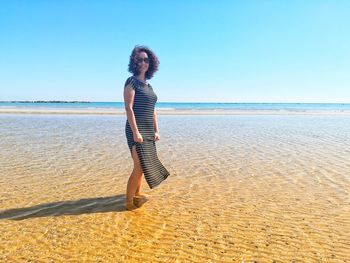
<box><xmin>123</xmin><ymin>45</ymin><xmax>170</xmax><ymax>211</ymax></box>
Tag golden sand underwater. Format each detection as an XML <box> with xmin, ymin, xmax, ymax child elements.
<box><xmin>0</xmin><ymin>113</ymin><xmax>349</xmax><ymax>262</ymax></box>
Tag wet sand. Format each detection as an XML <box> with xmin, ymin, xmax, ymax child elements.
<box><xmin>0</xmin><ymin>114</ymin><xmax>349</xmax><ymax>262</ymax></box>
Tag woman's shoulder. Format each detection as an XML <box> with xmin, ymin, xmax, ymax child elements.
<box><xmin>124</xmin><ymin>76</ymin><xmax>137</xmax><ymax>90</ymax></box>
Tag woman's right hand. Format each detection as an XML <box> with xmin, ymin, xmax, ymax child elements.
<box><xmin>133</xmin><ymin>131</ymin><xmax>143</xmax><ymax>143</ymax></box>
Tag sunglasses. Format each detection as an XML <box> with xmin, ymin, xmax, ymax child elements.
<box><xmin>136</xmin><ymin>57</ymin><xmax>149</xmax><ymax>64</ymax></box>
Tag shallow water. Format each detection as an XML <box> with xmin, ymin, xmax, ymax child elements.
<box><xmin>0</xmin><ymin>114</ymin><xmax>349</xmax><ymax>262</ymax></box>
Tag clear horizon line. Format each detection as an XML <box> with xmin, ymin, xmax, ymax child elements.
<box><xmin>1</xmin><ymin>100</ymin><xmax>350</xmax><ymax>104</ymax></box>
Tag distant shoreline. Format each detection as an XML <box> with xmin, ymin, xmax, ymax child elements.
<box><xmin>1</xmin><ymin>101</ymin><xmax>350</xmax><ymax>115</ymax></box>
<box><xmin>1</xmin><ymin>108</ymin><xmax>350</xmax><ymax>116</ymax></box>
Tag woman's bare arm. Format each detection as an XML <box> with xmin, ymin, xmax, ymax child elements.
<box><xmin>153</xmin><ymin>110</ymin><xmax>159</xmax><ymax>133</ymax></box>
<box><xmin>124</xmin><ymin>84</ymin><xmax>139</xmax><ymax>135</ymax></box>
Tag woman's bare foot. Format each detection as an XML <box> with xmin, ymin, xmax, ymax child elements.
<box><xmin>133</xmin><ymin>195</ymin><xmax>149</xmax><ymax>207</ymax></box>
<box><xmin>124</xmin><ymin>201</ymin><xmax>138</xmax><ymax>211</ymax></box>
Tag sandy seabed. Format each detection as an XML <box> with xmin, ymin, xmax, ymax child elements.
<box><xmin>0</xmin><ymin>113</ymin><xmax>349</xmax><ymax>262</ymax></box>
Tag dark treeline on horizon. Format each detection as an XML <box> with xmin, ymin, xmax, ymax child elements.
<box><xmin>0</xmin><ymin>101</ymin><xmax>90</xmax><ymax>103</ymax></box>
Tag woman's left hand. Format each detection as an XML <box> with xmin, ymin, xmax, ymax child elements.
<box><xmin>154</xmin><ymin>132</ymin><xmax>160</xmax><ymax>142</ymax></box>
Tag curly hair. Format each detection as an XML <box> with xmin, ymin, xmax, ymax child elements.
<box><xmin>128</xmin><ymin>45</ymin><xmax>160</xmax><ymax>80</ymax></box>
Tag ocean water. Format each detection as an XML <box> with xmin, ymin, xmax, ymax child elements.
<box><xmin>0</xmin><ymin>114</ymin><xmax>349</xmax><ymax>261</ymax></box>
<box><xmin>1</xmin><ymin>101</ymin><xmax>350</xmax><ymax>111</ymax></box>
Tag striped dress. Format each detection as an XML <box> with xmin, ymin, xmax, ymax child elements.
<box><xmin>124</xmin><ymin>75</ymin><xmax>170</xmax><ymax>189</ymax></box>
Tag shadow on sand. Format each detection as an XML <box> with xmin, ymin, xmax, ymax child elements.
<box><xmin>0</xmin><ymin>194</ymin><xmax>127</xmax><ymax>220</ymax></box>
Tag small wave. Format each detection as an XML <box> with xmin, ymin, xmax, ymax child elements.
<box><xmin>157</xmin><ymin>108</ymin><xmax>176</xmax><ymax>111</ymax></box>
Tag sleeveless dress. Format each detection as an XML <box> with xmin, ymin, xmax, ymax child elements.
<box><xmin>124</xmin><ymin>75</ymin><xmax>170</xmax><ymax>189</ymax></box>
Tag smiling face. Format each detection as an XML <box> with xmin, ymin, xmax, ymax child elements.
<box><xmin>135</xmin><ymin>51</ymin><xmax>149</xmax><ymax>74</ymax></box>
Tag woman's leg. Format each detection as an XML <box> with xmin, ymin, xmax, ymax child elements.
<box><xmin>130</xmin><ymin>146</ymin><xmax>147</xmax><ymax>196</ymax></box>
<box><xmin>135</xmin><ymin>175</ymin><xmax>143</xmax><ymax>195</ymax></box>
<box><xmin>135</xmin><ymin>179</ymin><xmax>142</xmax><ymax>195</ymax></box>
<box><xmin>135</xmin><ymin>176</ymin><xmax>150</xmax><ymax>198</ymax></box>
<box><xmin>126</xmin><ymin>145</ymin><xmax>143</xmax><ymax>204</ymax></box>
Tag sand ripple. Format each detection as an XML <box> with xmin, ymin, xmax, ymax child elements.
<box><xmin>0</xmin><ymin>114</ymin><xmax>349</xmax><ymax>262</ymax></box>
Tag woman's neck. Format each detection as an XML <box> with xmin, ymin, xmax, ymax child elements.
<box><xmin>135</xmin><ymin>73</ymin><xmax>146</xmax><ymax>82</ymax></box>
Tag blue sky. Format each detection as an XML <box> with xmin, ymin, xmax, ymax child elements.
<box><xmin>1</xmin><ymin>0</ymin><xmax>349</xmax><ymax>102</ymax></box>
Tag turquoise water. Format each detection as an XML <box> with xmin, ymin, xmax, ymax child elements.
<box><xmin>1</xmin><ymin>102</ymin><xmax>350</xmax><ymax>111</ymax></box>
